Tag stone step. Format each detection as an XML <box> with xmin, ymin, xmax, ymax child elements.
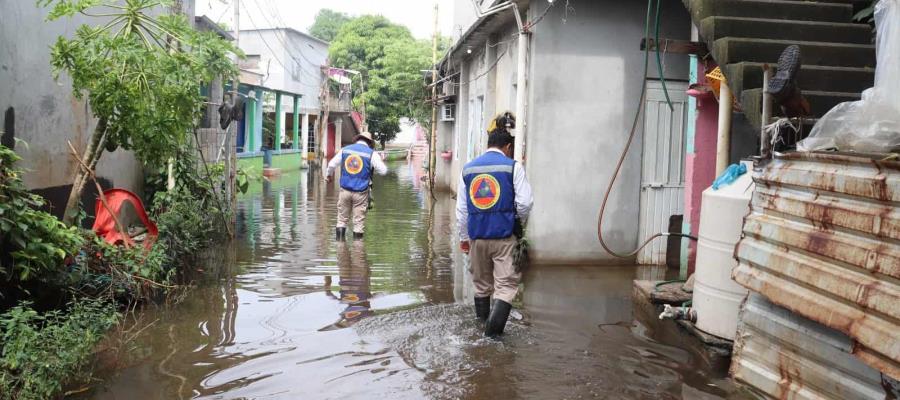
<box><xmin>713</xmin><ymin>38</ymin><xmax>875</xmax><ymax>68</ymax></box>
<box><xmin>700</xmin><ymin>16</ymin><xmax>873</xmax><ymax>45</ymax></box>
<box><xmin>725</xmin><ymin>63</ymin><xmax>874</xmax><ymax>97</ymax></box>
<box><xmin>741</xmin><ymin>88</ymin><xmax>859</xmax><ymax>128</ymax></box>
<box><xmin>687</xmin><ymin>0</ymin><xmax>854</xmax><ymax>24</ymax></box>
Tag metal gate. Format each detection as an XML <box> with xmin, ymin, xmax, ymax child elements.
<box><xmin>637</xmin><ymin>80</ymin><xmax>688</xmax><ymax>265</ymax></box>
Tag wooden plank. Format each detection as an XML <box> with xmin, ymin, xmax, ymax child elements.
<box><xmin>641</xmin><ymin>38</ymin><xmax>709</xmax><ymax>56</ymax></box>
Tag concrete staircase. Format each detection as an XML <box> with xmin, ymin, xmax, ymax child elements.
<box><xmin>684</xmin><ymin>0</ymin><xmax>876</xmax><ymax>131</ymax></box>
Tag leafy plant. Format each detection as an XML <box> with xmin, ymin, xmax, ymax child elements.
<box><xmin>853</xmin><ymin>1</ymin><xmax>876</xmax><ymax>24</ymax></box>
<box><xmin>309</xmin><ymin>8</ymin><xmax>352</xmax><ymax>42</ymax></box>
<box><xmin>0</xmin><ymin>299</ymin><xmax>118</xmax><ymax>400</ymax></box>
<box><xmin>0</xmin><ymin>144</ymin><xmax>84</xmax><ymax>284</ymax></box>
<box><xmin>37</xmin><ymin>0</ymin><xmax>240</xmax><ymax>224</ymax></box>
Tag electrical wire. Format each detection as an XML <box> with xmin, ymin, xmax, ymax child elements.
<box><xmin>654</xmin><ymin>0</ymin><xmax>673</xmax><ymax>111</ymax></box>
<box><xmin>247</xmin><ymin>0</ymin><xmax>323</xmax><ymax>87</ymax></box>
<box><xmin>596</xmin><ymin>0</ymin><xmax>697</xmax><ymax>259</ymax></box>
<box><xmin>452</xmin><ymin>42</ymin><xmax>510</xmax><ymax>87</ymax></box>
<box><xmin>240</xmin><ymin>1</ymin><xmax>288</xmax><ymax>72</ymax></box>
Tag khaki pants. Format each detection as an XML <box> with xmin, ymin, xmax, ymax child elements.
<box><xmin>470</xmin><ymin>236</ymin><xmax>520</xmax><ymax>303</ymax></box>
<box><xmin>337</xmin><ymin>189</ymin><xmax>369</xmax><ymax>233</ymax></box>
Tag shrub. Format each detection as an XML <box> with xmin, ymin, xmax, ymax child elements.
<box><xmin>0</xmin><ymin>299</ymin><xmax>118</xmax><ymax>400</ymax></box>
<box><xmin>0</xmin><ymin>144</ymin><xmax>84</xmax><ymax>285</ymax></box>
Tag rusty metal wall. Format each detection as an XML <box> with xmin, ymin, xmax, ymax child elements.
<box><xmin>733</xmin><ymin>152</ymin><xmax>900</xmax><ymax>380</ymax></box>
<box><xmin>731</xmin><ymin>293</ymin><xmax>894</xmax><ymax>400</ymax></box>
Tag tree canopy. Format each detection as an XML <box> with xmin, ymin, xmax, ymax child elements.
<box><xmin>328</xmin><ymin>15</ymin><xmax>432</xmax><ymax>145</ymax></box>
<box><xmin>308</xmin><ymin>9</ymin><xmax>352</xmax><ymax>43</ymax></box>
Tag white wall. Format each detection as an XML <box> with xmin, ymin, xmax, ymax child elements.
<box><xmin>239</xmin><ymin>29</ymin><xmax>327</xmax><ymax>115</ymax></box>
<box><xmin>439</xmin><ymin>0</ymin><xmax>691</xmax><ymax>264</ymax></box>
<box><xmin>525</xmin><ymin>0</ymin><xmax>690</xmax><ymax>264</ymax></box>
<box><xmin>0</xmin><ymin>0</ymin><xmax>159</xmax><ymax>215</ymax></box>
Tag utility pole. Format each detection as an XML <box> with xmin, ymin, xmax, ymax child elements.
<box><xmin>428</xmin><ymin>2</ymin><xmax>439</xmax><ymax>196</ymax></box>
<box><xmin>226</xmin><ymin>0</ymin><xmax>240</xmax><ymax>228</ymax></box>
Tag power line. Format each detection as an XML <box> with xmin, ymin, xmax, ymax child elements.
<box><xmin>240</xmin><ymin>1</ymin><xmax>320</xmax><ymax>89</ymax></box>
<box><xmin>246</xmin><ymin>0</ymin><xmax>323</xmax><ymax>88</ymax></box>
<box><xmin>249</xmin><ymin>0</ymin><xmax>323</xmax><ymax>76</ymax></box>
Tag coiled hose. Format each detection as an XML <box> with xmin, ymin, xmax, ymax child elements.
<box><xmin>596</xmin><ymin>0</ymin><xmax>698</xmax><ymax>259</ymax></box>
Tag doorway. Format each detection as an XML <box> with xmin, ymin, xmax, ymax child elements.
<box><xmin>638</xmin><ymin>80</ymin><xmax>688</xmax><ymax>265</ymax></box>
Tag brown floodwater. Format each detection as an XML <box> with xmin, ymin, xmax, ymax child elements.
<box><xmin>82</xmin><ymin>160</ymin><xmax>752</xmax><ymax>400</ymax></box>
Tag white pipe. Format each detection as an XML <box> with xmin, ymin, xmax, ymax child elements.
<box><xmin>466</xmin><ymin>0</ymin><xmax>528</xmax><ymax>163</ymax></box>
<box><xmin>513</xmin><ymin>31</ymin><xmax>528</xmax><ymax>162</ymax></box>
<box><xmin>716</xmin><ymin>82</ymin><xmax>732</xmax><ymax>175</ymax></box>
<box><xmin>760</xmin><ymin>66</ymin><xmax>773</xmax><ymax>158</ymax></box>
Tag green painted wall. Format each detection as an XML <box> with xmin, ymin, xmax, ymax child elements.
<box><xmin>238</xmin><ymin>152</ymin><xmax>305</xmax><ymax>173</ymax></box>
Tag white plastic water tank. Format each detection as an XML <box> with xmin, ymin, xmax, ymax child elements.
<box><xmin>692</xmin><ymin>160</ymin><xmax>754</xmax><ymax>340</ymax></box>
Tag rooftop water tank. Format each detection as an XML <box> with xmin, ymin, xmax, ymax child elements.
<box><xmin>692</xmin><ymin>160</ymin><xmax>754</xmax><ymax>340</ymax></box>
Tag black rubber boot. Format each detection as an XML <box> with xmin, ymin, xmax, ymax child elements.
<box><xmin>474</xmin><ymin>296</ymin><xmax>491</xmax><ymax>322</ymax></box>
<box><xmin>768</xmin><ymin>45</ymin><xmax>801</xmax><ymax>102</ymax></box>
<box><xmin>335</xmin><ymin>228</ymin><xmax>346</xmax><ymax>241</ymax></box>
<box><xmin>353</xmin><ymin>232</ymin><xmax>364</xmax><ymax>239</ymax></box>
<box><xmin>484</xmin><ymin>299</ymin><xmax>512</xmax><ymax>338</ymax></box>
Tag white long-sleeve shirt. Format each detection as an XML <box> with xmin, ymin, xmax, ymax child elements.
<box><xmin>325</xmin><ymin>140</ymin><xmax>388</xmax><ymax>178</ymax></box>
<box><xmin>456</xmin><ymin>149</ymin><xmax>533</xmax><ymax>241</ymax></box>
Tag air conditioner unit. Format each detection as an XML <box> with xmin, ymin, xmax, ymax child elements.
<box><xmin>440</xmin><ymin>104</ymin><xmax>456</xmax><ymax>122</ymax></box>
<box><xmin>441</xmin><ymin>80</ymin><xmax>458</xmax><ymax>97</ymax></box>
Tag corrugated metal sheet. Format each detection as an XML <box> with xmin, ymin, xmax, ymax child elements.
<box><xmin>733</xmin><ymin>152</ymin><xmax>900</xmax><ymax>380</ymax></box>
<box><xmin>638</xmin><ymin>82</ymin><xmax>688</xmax><ymax>265</ymax></box>
<box><xmin>731</xmin><ymin>293</ymin><xmax>894</xmax><ymax>400</ymax></box>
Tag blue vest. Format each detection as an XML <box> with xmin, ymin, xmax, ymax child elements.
<box><xmin>340</xmin><ymin>143</ymin><xmax>373</xmax><ymax>192</ymax></box>
<box><xmin>463</xmin><ymin>151</ymin><xmax>516</xmax><ymax>240</ymax></box>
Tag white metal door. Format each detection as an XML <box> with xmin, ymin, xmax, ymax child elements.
<box><xmin>638</xmin><ymin>80</ymin><xmax>688</xmax><ymax>265</ymax></box>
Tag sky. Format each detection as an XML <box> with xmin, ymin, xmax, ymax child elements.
<box><xmin>195</xmin><ymin>0</ymin><xmax>457</xmax><ymax>41</ymax></box>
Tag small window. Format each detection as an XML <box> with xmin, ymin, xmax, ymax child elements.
<box><xmin>440</xmin><ymin>104</ymin><xmax>456</xmax><ymax>121</ymax></box>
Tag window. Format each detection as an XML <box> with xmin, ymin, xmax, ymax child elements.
<box><xmin>440</xmin><ymin>104</ymin><xmax>456</xmax><ymax>121</ymax></box>
<box><xmin>292</xmin><ymin>60</ymin><xmax>302</xmax><ymax>82</ymax></box>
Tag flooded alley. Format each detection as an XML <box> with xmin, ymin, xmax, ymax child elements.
<box><xmin>81</xmin><ymin>162</ymin><xmax>747</xmax><ymax>400</ymax></box>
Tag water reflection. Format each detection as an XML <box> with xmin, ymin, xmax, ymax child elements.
<box><xmin>320</xmin><ymin>240</ymin><xmax>373</xmax><ymax>330</ymax></box>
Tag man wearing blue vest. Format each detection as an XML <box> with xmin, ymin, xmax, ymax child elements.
<box><xmin>325</xmin><ymin>131</ymin><xmax>387</xmax><ymax>240</ymax></box>
<box><xmin>456</xmin><ymin>112</ymin><xmax>533</xmax><ymax>338</ymax></box>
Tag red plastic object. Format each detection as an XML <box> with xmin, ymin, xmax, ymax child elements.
<box><xmin>91</xmin><ymin>189</ymin><xmax>158</xmax><ymax>248</ymax></box>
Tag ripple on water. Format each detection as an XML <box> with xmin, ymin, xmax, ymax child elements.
<box><xmin>355</xmin><ymin>304</ymin><xmax>534</xmax><ymax>399</ymax></box>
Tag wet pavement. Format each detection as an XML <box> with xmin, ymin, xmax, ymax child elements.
<box><xmin>82</xmin><ymin>160</ymin><xmax>751</xmax><ymax>400</ymax></box>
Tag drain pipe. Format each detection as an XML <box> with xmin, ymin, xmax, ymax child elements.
<box><xmin>715</xmin><ymin>82</ymin><xmax>733</xmax><ymax>175</ymax></box>
<box><xmin>468</xmin><ymin>0</ymin><xmax>528</xmax><ymax>162</ymax></box>
<box><xmin>659</xmin><ymin>304</ymin><xmax>697</xmax><ymax>322</ymax></box>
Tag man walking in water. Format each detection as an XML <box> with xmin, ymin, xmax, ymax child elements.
<box><xmin>326</xmin><ymin>131</ymin><xmax>387</xmax><ymax>240</ymax></box>
<box><xmin>457</xmin><ymin>113</ymin><xmax>533</xmax><ymax>337</ymax></box>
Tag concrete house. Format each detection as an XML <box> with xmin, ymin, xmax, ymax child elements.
<box><xmin>236</xmin><ymin>28</ymin><xmax>358</xmax><ymax>170</ymax></box>
<box><xmin>435</xmin><ymin>0</ymin><xmax>692</xmax><ymax>265</ymax></box>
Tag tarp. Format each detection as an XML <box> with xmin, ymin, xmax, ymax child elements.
<box><xmin>91</xmin><ymin>188</ymin><xmax>158</xmax><ymax>248</ymax></box>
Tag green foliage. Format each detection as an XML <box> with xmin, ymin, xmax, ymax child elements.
<box><xmin>0</xmin><ymin>145</ymin><xmax>84</xmax><ymax>283</ymax></box>
<box><xmin>853</xmin><ymin>1</ymin><xmax>876</xmax><ymax>24</ymax></box>
<box><xmin>41</xmin><ymin>0</ymin><xmax>240</xmax><ymax>167</ymax></box>
<box><xmin>0</xmin><ymin>299</ymin><xmax>117</xmax><ymax>400</ymax></box>
<box><xmin>308</xmin><ymin>8</ymin><xmax>352</xmax><ymax>42</ymax></box>
<box><xmin>328</xmin><ymin>16</ymin><xmax>435</xmax><ymax>144</ymax></box>
<box><xmin>153</xmin><ymin>186</ymin><xmax>221</xmax><ymax>261</ymax></box>
<box><xmin>76</xmin><ymin>236</ymin><xmax>171</xmax><ymax>296</ymax></box>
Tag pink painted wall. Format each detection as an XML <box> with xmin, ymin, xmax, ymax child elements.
<box><xmin>684</xmin><ymin>62</ymin><xmax>720</xmax><ymax>274</ymax></box>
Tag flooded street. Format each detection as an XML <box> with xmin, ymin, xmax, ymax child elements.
<box><xmin>84</xmin><ymin>161</ymin><xmax>748</xmax><ymax>400</ymax></box>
